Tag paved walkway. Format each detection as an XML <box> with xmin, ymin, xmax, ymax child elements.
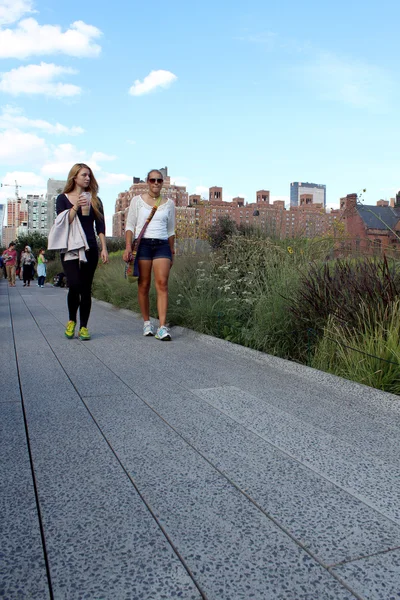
<box><xmin>1</xmin><ymin>278</ymin><xmax>400</xmax><ymax>600</ymax></box>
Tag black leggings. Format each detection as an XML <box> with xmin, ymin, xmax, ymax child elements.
<box><xmin>23</xmin><ymin>264</ymin><xmax>33</xmax><ymax>283</ymax></box>
<box><xmin>61</xmin><ymin>248</ymin><xmax>98</xmax><ymax>328</ymax></box>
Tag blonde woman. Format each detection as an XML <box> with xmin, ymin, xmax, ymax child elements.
<box><xmin>123</xmin><ymin>169</ymin><xmax>175</xmax><ymax>340</ymax></box>
<box><xmin>56</xmin><ymin>163</ymin><xmax>108</xmax><ymax>340</ymax></box>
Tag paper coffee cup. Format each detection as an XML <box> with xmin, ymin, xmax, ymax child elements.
<box><xmin>81</xmin><ymin>192</ymin><xmax>91</xmax><ymax>216</ymax></box>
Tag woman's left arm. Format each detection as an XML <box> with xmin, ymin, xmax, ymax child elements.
<box><xmin>95</xmin><ymin>199</ymin><xmax>108</xmax><ymax>263</ymax></box>
<box><xmin>167</xmin><ymin>200</ymin><xmax>176</xmax><ymax>264</ymax></box>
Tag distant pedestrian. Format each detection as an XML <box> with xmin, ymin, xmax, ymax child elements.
<box><xmin>20</xmin><ymin>245</ymin><xmax>36</xmax><ymax>287</ymax></box>
<box><xmin>37</xmin><ymin>248</ymin><xmax>47</xmax><ymax>287</ymax></box>
<box><xmin>0</xmin><ymin>254</ymin><xmax>4</xmax><ymax>279</ymax></box>
<box><xmin>123</xmin><ymin>168</ymin><xmax>175</xmax><ymax>341</ymax></box>
<box><xmin>48</xmin><ymin>162</ymin><xmax>108</xmax><ymax>340</ymax></box>
<box><xmin>3</xmin><ymin>242</ymin><xmax>17</xmax><ymax>287</ymax></box>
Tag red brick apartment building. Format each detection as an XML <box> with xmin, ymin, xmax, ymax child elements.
<box><xmin>340</xmin><ymin>193</ymin><xmax>400</xmax><ymax>255</ymax></box>
<box><xmin>112</xmin><ymin>170</ymin><xmax>400</xmax><ymax>252</ymax></box>
<box><xmin>112</xmin><ymin>175</ymin><xmax>340</xmax><ymax>240</ymax></box>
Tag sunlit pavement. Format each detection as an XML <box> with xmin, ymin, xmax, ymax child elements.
<box><xmin>1</xmin><ymin>278</ymin><xmax>400</xmax><ymax>600</ymax></box>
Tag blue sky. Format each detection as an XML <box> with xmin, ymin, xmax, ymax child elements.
<box><xmin>1</xmin><ymin>0</ymin><xmax>400</xmax><ymax>233</ymax></box>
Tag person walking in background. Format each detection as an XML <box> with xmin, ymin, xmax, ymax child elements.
<box><xmin>3</xmin><ymin>241</ymin><xmax>17</xmax><ymax>287</ymax></box>
<box><xmin>37</xmin><ymin>248</ymin><xmax>47</xmax><ymax>288</ymax></box>
<box><xmin>123</xmin><ymin>169</ymin><xmax>175</xmax><ymax>341</ymax></box>
<box><xmin>50</xmin><ymin>163</ymin><xmax>108</xmax><ymax>341</ymax></box>
<box><xmin>20</xmin><ymin>245</ymin><xmax>36</xmax><ymax>287</ymax></box>
<box><xmin>0</xmin><ymin>253</ymin><xmax>4</xmax><ymax>279</ymax></box>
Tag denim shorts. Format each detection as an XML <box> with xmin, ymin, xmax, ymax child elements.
<box><xmin>136</xmin><ymin>238</ymin><xmax>172</xmax><ymax>261</ymax></box>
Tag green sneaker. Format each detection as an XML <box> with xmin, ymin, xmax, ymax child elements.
<box><xmin>65</xmin><ymin>320</ymin><xmax>76</xmax><ymax>339</ymax></box>
<box><xmin>79</xmin><ymin>326</ymin><xmax>91</xmax><ymax>341</ymax></box>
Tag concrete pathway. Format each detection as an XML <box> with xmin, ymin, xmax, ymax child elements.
<box><xmin>1</xmin><ymin>278</ymin><xmax>400</xmax><ymax>600</ymax></box>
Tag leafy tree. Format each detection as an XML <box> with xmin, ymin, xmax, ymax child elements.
<box><xmin>15</xmin><ymin>232</ymin><xmax>56</xmax><ymax>260</ymax></box>
<box><xmin>104</xmin><ymin>237</ymin><xmax>125</xmax><ymax>253</ymax></box>
<box><xmin>207</xmin><ymin>216</ymin><xmax>237</xmax><ymax>249</ymax></box>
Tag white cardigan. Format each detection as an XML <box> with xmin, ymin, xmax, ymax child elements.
<box><xmin>48</xmin><ymin>210</ymin><xmax>89</xmax><ymax>262</ymax></box>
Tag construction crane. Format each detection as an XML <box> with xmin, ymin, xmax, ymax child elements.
<box><xmin>1</xmin><ymin>180</ymin><xmax>22</xmax><ymax>200</ymax></box>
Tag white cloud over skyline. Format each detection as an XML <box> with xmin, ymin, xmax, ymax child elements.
<box><xmin>0</xmin><ymin>106</ymin><xmax>84</xmax><ymax>134</ymax></box>
<box><xmin>97</xmin><ymin>172</ymin><xmax>132</xmax><ymax>185</ymax></box>
<box><xmin>129</xmin><ymin>70</ymin><xmax>177</xmax><ymax>96</ymax></box>
<box><xmin>2</xmin><ymin>170</ymin><xmax>46</xmax><ymax>187</ymax></box>
<box><xmin>0</xmin><ymin>19</ymin><xmax>102</xmax><ymax>59</ymax></box>
<box><xmin>0</xmin><ymin>62</ymin><xmax>81</xmax><ymax>97</ymax></box>
<box><xmin>0</xmin><ymin>129</ymin><xmax>48</xmax><ymax>164</ymax></box>
<box><xmin>92</xmin><ymin>151</ymin><xmax>116</xmax><ymax>162</ymax></box>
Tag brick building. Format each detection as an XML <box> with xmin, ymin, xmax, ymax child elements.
<box><xmin>2</xmin><ymin>198</ymin><xmax>28</xmax><ymax>246</ymax></box>
<box><xmin>340</xmin><ymin>193</ymin><xmax>400</xmax><ymax>255</ymax></box>
<box><xmin>113</xmin><ymin>176</ymin><xmax>342</xmax><ymax>240</ymax></box>
<box><xmin>189</xmin><ymin>195</ymin><xmax>339</xmax><ymax>240</ymax></box>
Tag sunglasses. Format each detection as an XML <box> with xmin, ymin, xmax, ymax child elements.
<box><xmin>149</xmin><ymin>178</ymin><xmax>163</xmax><ymax>184</ymax></box>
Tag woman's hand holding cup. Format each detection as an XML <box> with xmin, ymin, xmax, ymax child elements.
<box><xmin>80</xmin><ymin>192</ymin><xmax>91</xmax><ymax>216</ymax></box>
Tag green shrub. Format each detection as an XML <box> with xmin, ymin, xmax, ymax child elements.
<box><xmin>312</xmin><ymin>300</ymin><xmax>400</xmax><ymax>394</ymax></box>
<box><xmin>287</xmin><ymin>255</ymin><xmax>400</xmax><ymax>336</ymax></box>
<box><xmin>92</xmin><ymin>251</ymin><xmax>139</xmax><ymax>310</ymax></box>
<box><xmin>45</xmin><ymin>256</ymin><xmax>63</xmax><ymax>283</ymax></box>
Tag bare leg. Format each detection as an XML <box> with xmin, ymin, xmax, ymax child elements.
<box><xmin>152</xmin><ymin>258</ymin><xmax>171</xmax><ymax>326</ymax></box>
<box><xmin>137</xmin><ymin>260</ymin><xmax>153</xmax><ymax>321</ymax></box>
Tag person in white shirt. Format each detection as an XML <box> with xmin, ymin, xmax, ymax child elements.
<box><xmin>123</xmin><ymin>169</ymin><xmax>176</xmax><ymax>340</ymax></box>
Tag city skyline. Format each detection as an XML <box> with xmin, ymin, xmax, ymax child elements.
<box><xmin>1</xmin><ymin>0</ymin><xmax>400</xmax><ymax>237</ymax></box>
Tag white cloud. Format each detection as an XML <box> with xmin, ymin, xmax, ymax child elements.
<box><xmin>171</xmin><ymin>175</ymin><xmax>189</xmax><ymax>187</ymax></box>
<box><xmin>0</xmin><ymin>0</ymin><xmax>35</xmax><ymax>26</ymax></box>
<box><xmin>195</xmin><ymin>185</ymin><xmax>209</xmax><ymax>198</ymax></box>
<box><xmin>40</xmin><ymin>145</ymin><xmax>121</xmax><ymax>178</ymax></box>
<box><xmin>0</xmin><ymin>18</ymin><xmax>102</xmax><ymax>59</ymax></box>
<box><xmin>0</xmin><ymin>129</ymin><xmax>48</xmax><ymax>165</ymax></box>
<box><xmin>2</xmin><ymin>170</ymin><xmax>46</xmax><ymax>187</ymax></box>
<box><xmin>126</xmin><ymin>139</ymin><xmax>136</xmax><ymax>145</ymax></box>
<box><xmin>40</xmin><ymin>143</ymin><xmax>86</xmax><ymax>177</ymax></box>
<box><xmin>297</xmin><ymin>53</ymin><xmax>392</xmax><ymax>110</ymax></box>
<box><xmin>0</xmin><ymin>106</ymin><xmax>84</xmax><ymax>135</ymax></box>
<box><xmin>97</xmin><ymin>172</ymin><xmax>132</xmax><ymax>185</ymax></box>
<box><xmin>92</xmin><ymin>151</ymin><xmax>116</xmax><ymax>162</ymax></box>
<box><xmin>129</xmin><ymin>70</ymin><xmax>177</xmax><ymax>96</ymax></box>
<box><xmin>0</xmin><ymin>62</ymin><xmax>81</xmax><ymax>97</ymax></box>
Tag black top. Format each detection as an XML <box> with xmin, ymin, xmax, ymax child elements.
<box><xmin>56</xmin><ymin>193</ymin><xmax>106</xmax><ymax>249</ymax></box>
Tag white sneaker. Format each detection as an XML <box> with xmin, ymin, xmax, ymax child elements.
<box><xmin>143</xmin><ymin>321</ymin><xmax>154</xmax><ymax>336</ymax></box>
<box><xmin>155</xmin><ymin>325</ymin><xmax>171</xmax><ymax>341</ymax></box>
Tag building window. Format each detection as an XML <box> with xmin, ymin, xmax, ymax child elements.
<box><xmin>373</xmin><ymin>239</ymin><xmax>381</xmax><ymax>256</ymax></box>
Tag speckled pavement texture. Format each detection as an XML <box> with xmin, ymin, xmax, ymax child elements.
<box><xmin>1</xmin><ymin>279</ymin><xmax>400</xmax><ymax>600</ymax></box>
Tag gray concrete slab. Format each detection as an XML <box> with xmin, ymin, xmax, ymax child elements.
<box><xmin>0</xmin><ymin>402</ymin><xmax>50</xmax><ymax>599</ymax></box>
<box><xmin>190</xmin><ymin>385</ymin><xmax>400</xmax><ymax>525</ymax></box>
<box><xmin>3</xmin><ymin>280</ymin><xmax>400</xmax><ymax>599</ymax></box>
<box><xmin>0</xmin><ymin>292</ymin><xmax>21</xmax><ymax>403</ymax></box>
<box><xmin>5</xmin><ymin>288</ymin><xmax>202</xmax><ymax>599</ymax></box>
<box><xmin>331</xmin><ymin>548</ymin><xmax>400</xmax><ymax>599</ymax></box>
<box><xmin>85</xmin><ymin>394</ymin><xmax>355</xmax><ymax>599</ymax></box>
<box><xmin>118</xmin><ymin>383</ymin><xmax>400</xmax><ymax>566</ymax></box>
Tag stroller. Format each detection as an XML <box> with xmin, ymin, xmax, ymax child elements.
<box><xmin>53</xmin><ymin>272</ymin><xmax>67</xmax><ymax>288</ymax></box>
